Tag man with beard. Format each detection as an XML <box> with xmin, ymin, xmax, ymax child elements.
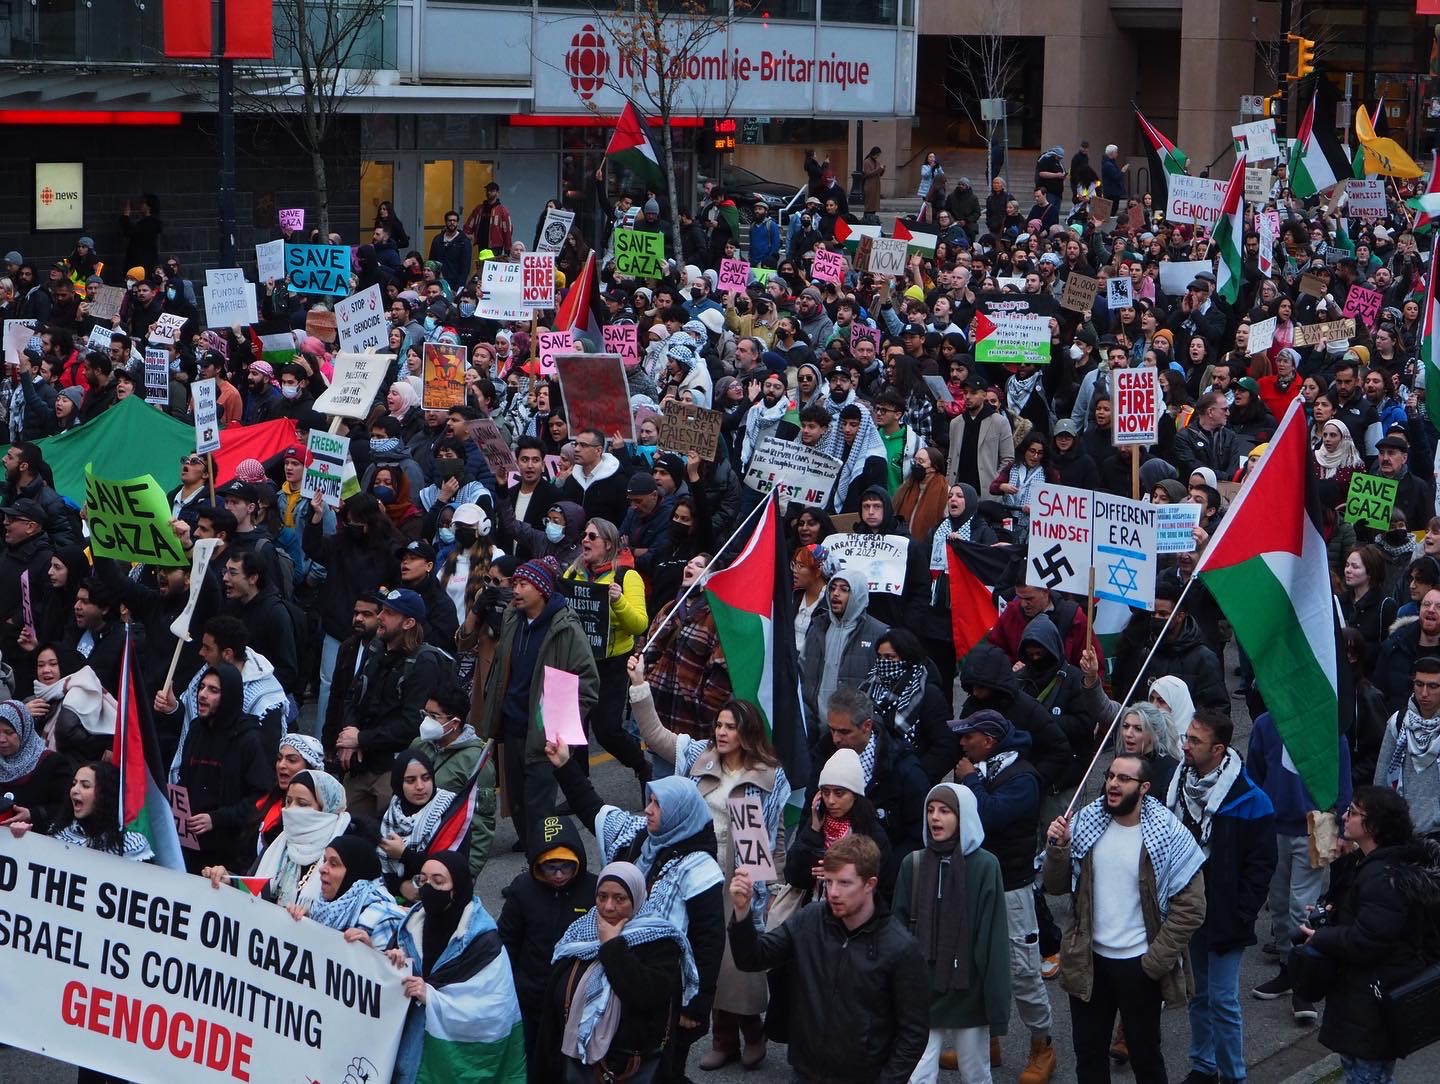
<box><xmin>1043</xmin><ymin>755</ymin><xmax>1207</xmax><ymax>1084</ymax></box>
<box><xmin>243</xmin><ymin>360</ymin><xmax>283</xmax><ymax>423</ymax></box>
<box><xmin>76</xmin><ymin>351</ymin><xmax>118</xmax><ymax>423</ymax></box>
<box><xmin>1374</xmin><ymin>654</ymin><xmax>1440</xmax><ymax>837</ymax></box>
<box><xmin>1164</xmin><ymin>710</ymin><xmax>1275</xmax><ymax>1084</ymax></box>
<box><xmin>740</xmin><ymin>371</ymin><xmax>789</xmax><ymax>470</ymax></box>
<box><xmin>1</xmin><ymin>442</ymin><xmax>79</xmax><ymax>547</ymax></box>
<box><xmin>322</xmin><ymin>594</ymin><xmax>384</xmax><ymax>751</ymax></box>
<box><xmin>947</xmin><ymin>374</ymin><xmax>1012</xmax><ymax>493</ymax></box>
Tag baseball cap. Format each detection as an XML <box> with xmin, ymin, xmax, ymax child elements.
<box><xmin>1</xmin><ymin>497</ymin><xmax>44</xmax><ymax>523</ymax></box>
<box><xmin>626</xmin><ymin>472</ymin><xmax>659</xmax><ymax>496</ymax></box>
<box><xmin>403</xmin><ymin>539</ymin><xmax>437</xmax><ymax>562</ymax></box>
<box><xmin>1053</xmin><ymin>419</ymin><xmax>1079</xmax><ymax>438</ymax></box>
<box><xmin>378</xmin><ymin>587</ymin><xmax>427</xmax><ymax>622</ymax></box>
<box><xmin>949</xmin><ymin>708</ymin><xmax>1010</xmax><ymax>741</ymax></box>
<box><xmin>216</xmin><ymin>480</ymin><xmax>258</xmax><ymax>503</ymax></box>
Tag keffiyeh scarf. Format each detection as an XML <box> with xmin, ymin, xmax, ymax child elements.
<box><xmin>861</xmin><ymin>658</ymin><xmax>928</xmax><ymax>740</ymax></box>
<box><xmin>379</xmin><ymin>789</ymin><xmax>456</xmax><ymax>878</ymax></box>
<box><xmin>1164</xmin><ymin>746</ymin><xmax>1242</xmax><ymax>852</ymax></box>
<box><xmin>1067</xmin><ymin>795</ymin><xmax>1205</xmax><ymax>917</ymax></box>
<box><xmin>1384</xmin><ymin>700</ymin><xmax>1440</xmax><ymax>796</ymax></box>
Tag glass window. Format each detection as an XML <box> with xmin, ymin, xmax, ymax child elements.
<box><xmin>360</xmin><ymin>162</ymin><xmax>396</xmax><ymax>230</ymax></box>
<box><xmin>422</xmin><ymin>160</ymin><xmax>456</xmax><ymax>255</ymax></box>
<box><xmin>822</xmin><ymin>0</ymin><xmax>895</xmax><ymax>23</ymax></box>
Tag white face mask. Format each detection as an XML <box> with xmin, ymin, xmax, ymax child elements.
<box><xmin>545</xmin><ymin>521</ymin><xmax>566</xmax><ymax>543</ymax></box>
<box><xmin>1069</xmin><ymin>343</ymin><xmax>1084</xmax><ymax>361</ymax></box>
<box><xmin>280</xmin><ymin>384</ymin><xmax>300</xmax><ymax>399</ymax></box>
<box><xmin>419</xmin><ymin>716</ymin><xmax>448</xmax><ymax>742</ymax></box>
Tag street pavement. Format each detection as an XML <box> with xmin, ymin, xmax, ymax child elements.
<box><xmin>7</xmin><ymin>657</ymin><xmax>1440</xmax><ymax>1082</ymax></box>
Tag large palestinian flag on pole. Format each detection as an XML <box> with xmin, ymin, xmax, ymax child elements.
<box><xmin>1196</xmin><ymin>396</ymin><xmax>1342</xmax><ymax>808</ymax></box>
<box><xmin>705</xmin><ymin>493</ymin><xmax>808</xmax><ymax>787</ymax></box>
<box><xmin>1212</xmin><ymin>153</ymin><xmax>1246</xmax><ymax>305</ymax></box>
<box><xmin>1288</xmin><ymin>87</ymin><xmax>1350</xmax><ymax>200</ymax></box>
<box><xmin>1423</xmin><ymin>233</ymin><xmax>1440</xmax><ymax>433</ymax></box>
<box><xmin>112</xmin><ymin>625</ymin><xmax>185</xmax><ymax>870</ymax></box>
<box><xmin>1135</xmin><ymin>107</ymin><xmax>1188</xmax><ymax>210</ymax></box>
<box><xmin>604</xmin><ymin>99</ymin><xmax>665</xmax><ymax>191</ymax></box>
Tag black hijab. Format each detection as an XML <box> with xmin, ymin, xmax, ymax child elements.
<box><xmin>327</xmin><ymin>833</ymin><xmax>382</xmax><ymax>898</ymax></box>
<box><xmin>389</xmin><ymin>750</ymin><xmax>437</xmax><ymax>815</ymax></box>
<box><xmin>420</xmin><ymin>850</ymin><xmax>474</xmax><ymax>977</ymax></box>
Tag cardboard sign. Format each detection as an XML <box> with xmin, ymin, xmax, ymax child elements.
<box><xmin>1297</xmin><ymin>272</ymin><xmax>1328</xmax><ymax>299</ymax></box>
<box><xmin>147</xmin><ymin>312</ymin><xmax>187</xmax><ymax>346</ymax></box>
<box><xmin>335</xmin><ymin>283</ymin><xmax>386</xmax><ymax>353</ymax></box>
<box><xmin>727</xmin><ymin>795</ymin><xmax>777</xmax><ymax>880</ymax></box>
<box><xmin>1026</xmin><ymin>483</ymin><xmax>1158</xmax><ymax>610</ymax></box>
<box><xmin>302</xmin><ymin>429</ymin><xmax>348</xmax><ymax>507</ymax></box>
<box><xmin>143</xmin><ymin>347</ymin><xmax>170</xmax><ymax>405</ymax></box>
<box><xmin>169</xmin><ymin>537</ymin><xmax>221</xmax><ymax>641</ymax></box>
<box><xmin>278</xmin><ymin>207</ymin><xmax>305</xmax><ymax>232</ymax></box>
<box><xmin>83</xmin><ymin>470</ymin><xmax>188</xmax><ymax>567</ymax></box>
<box><xmin>478</xmin><ymin>260</ymin><xmax>528</xmax><ymax>320</ymax></box>
<box><xmin>1112</xmin><ymin>367</ymin><xmax>1160</xmax><ymax>447</ymax></box>
<box><xmin>1155</xmin><ymin>502</ymin><xmax>1202</xmax><ymax>553</ymax></box>
<box><xmin>541</xmin><ymin>664</ymin><xmax>588</xmax><ymax>746</ymax></box>
<box><xmin>1292</xmin><ymin>318</ymin><xmax>1355</xmax><ymax>348</ymax></box>
<box><xmin>659</xmin><ymin>399</ymin><xmax>724</xmax><ymax>461</ymax></box>
<box><xmin>1232</xmin><ymin>119</ymin><xmax>1279</xmax><ymax>161</ymax></box>
<box><xmin>1060</xmin><ymin>273</ymin><xmax>1100</xmax><ymax>314</ymax></box>
<box><xmin>718</xmin><ymin>258</ymin><xmax>751</xmax><ymax>293</ymax></box>
<box><xmin>202</xmin><ymin>268</ymin><xmax>258</xmax><ymax>329</ymax></box>
<box><xmin>255</xmin><ymin>238</ymin><xmax>286</xmax><ymax>284</ymax></box>
<box><xmin>850</xmin><ymin>324</ymin><xmax>881</xmax><ymax>353</ymax></box>
<box><xmin>1244</xmin><ymin>168</ymin><xmax>1273</xmax><ymax>204</ymax></box>
<box><xmin>975</xmin><ymin>316</ymin><xmax>1050</xmax><ymax>366</ymax></box>
<box><xmin>1106</xmin><ymin>276</ymin><xmax>1134</xmax><ymax>311</ymax></box>
<box><xmin>811</xmin><ymin>247</ymin><xmax>845</xmax><ymax>284</ymax></box>
<box><xmin>1343</xmin><ymin>285</ymin><xmax>1383</xmax><ymax>329</ymax></box>
<box><xmin>192</xmin><ymin>377</ymin><xmax>221</xmax><ymax>454</ymax></box>
<box><xmin>1166</xmin><ymin>174</ymin><xmax>1228</xmax><ymax>225</ymax></box>
<box><xmin>1344</xmin><ymin>179</ymin><xmax>1387</xmax><ymax>219</ymax></box>
<box><xmin>3</xmin><ymin>319</ymin><xmax>38</xmax><ymax>366</ymax></box>
<box><xmin>467</xmin><ymin>417</ymin><xmax>519</xmax><ymax>481</ymax></box>
<box><xmin>535</xmin><ymin>207</ymin><xmax>576</xmax><ymax>254</ymax></box>
<box><xmin>613</xmin><ymin>229</ymin><xmax>666</xmax><ymax>279</ymax></box>
<box><xmin>538</xmin><ymin>329</ymin><xmax>573</xmax><ymax>376</ymax></box>
<box><xmin>742</xmin><ymin>437</ymin><xmax>842</xmax><ymax>511</ymax></box>
<box><xmin>313</xmin><ymin>351</ymin><xmax>390</xmax><ymax>418</ymax></box>
<box><xmin>603</xmin><ymin>323</ymin><xmax>639</xmax><ymax>366</ymax></box>
<box><xmin>1090</xmin><ymin>196</ymin><xmax>1114</xmax><ymax>222</ymax></box>
<box><xmin>167</xmin><ymin>783</ymin><xmax>199</xmax><ymax>850</ymax></box>
<box><xmin>554</xmin><ymin>353</ymin><xmax>634</xmax><ymax>441</ymax></box>
<box><xmin>867</xmin><ymin>237</ymin><xmax>908</xmax><ymax>277</ymax></box>
<box><xmin>521</xmin><ymin>253</ymin><xmax>556</xmax><ymax>309</ymax></box>
<box><xmin>85</xmin><ymin>284</ymin><xmax>126</xmax><ymax>322</ymax></box>
<box><xmin>284</xmin><ymin>243</ymin><xmax>350</xmax><ymax>296</ymax></box>
<box><xmin>822</xmin><ymin>532</ymin><xmax>910</xmax><ymax>595</ymax></box>
<box><xmin>421</xmin><ymin>342</ymin><xmax>466</xmax><ymax>410</ymax></box>
<box><xmin>1344</xmin><ymin>473</ymin><xmax>1399</xmax><ymax>529</ymax></box>
<box><xmin>1158</xmin><ymin>260</ymin><xmax>1211</xmax><ymax>296</ymax></box>
<box><xmin>558</xmin><ymin>579</ymin><xmax>610</xmax><ymax>653</ymax></box>
<box><xmin>304</xmin><ymin>309</ymin><xmax>338</xmax><ymax>347</ymax></box>
<box><xmin>1256</xmin><ymin>212</ymin><xmax>1276</xmax><ymax>277</ymax></box>
<box><xmin>86</xmin><ymin>324</ymin><xmax>115</xmax><ymax>355</ymax></box>
<box><xmin>854</xmin><ymin>235</ymin><xmax>875</xmax><ymax>272</ymax></box>
<box><xmin>1247</xmin><ymin>316</ymin><xmax>1278</xmax><ymax>355</ymax></box>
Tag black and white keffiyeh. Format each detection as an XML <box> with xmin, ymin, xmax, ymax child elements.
<box><xmin>1067</xmin><ymin>795</ymin><xmax>1205</xmax><ymax>917</ymax></box>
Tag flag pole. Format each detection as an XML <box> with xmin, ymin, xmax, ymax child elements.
<box><xmin>638</xmin><ymin>491</ymin><xmax>774</xmax><ymax>656</ymax></box>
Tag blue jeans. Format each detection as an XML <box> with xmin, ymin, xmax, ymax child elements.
<box><xmin>315</xmin><ymin>633</ymin><xmax>341</xmax><ymax>734</ymax></box>
<box><xmin>1340</xmin><ymin>1056</ymin><xmax>1396</xmax><ymax>1084</ymax></box>
<box><xmin>1188</xmin><ymin>926</ymin><xmax>1247</xmax><ymax>1081</ymax></box>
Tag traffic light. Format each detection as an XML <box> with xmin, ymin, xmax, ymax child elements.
<box><xmin>1262</xmin><ymin>92</ymin><xmax>1287</xmax><ymax>121</ymax></box>
<box><xmin>1285</xmin><ymin>34</ymin><xmax>1315</xmax><ymax>82</ymax></box>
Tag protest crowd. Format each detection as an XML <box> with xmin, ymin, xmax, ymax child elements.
<box><xmin>6</xmin><ymin>89</ymin><xmax>1440</xmax><ymax>1084</ymax></box>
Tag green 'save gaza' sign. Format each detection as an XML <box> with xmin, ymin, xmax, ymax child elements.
<box><xmin>1343</xmin><ymin>473</ymin><xmax>1398</xmax><ymax>531</ymax></box>
<box><xmin>84</xmin><ymin>471</ymin><xmax>188</xmax><ymax>567</ymax></box>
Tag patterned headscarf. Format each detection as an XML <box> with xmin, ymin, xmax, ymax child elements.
<box><xmin>0</xmin><ymin>700</ymin><xmax>44</xmax><ymax>783</ymax></box>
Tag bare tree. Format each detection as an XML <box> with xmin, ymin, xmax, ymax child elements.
<box><xmin>946</xmin><ymin>0</ymin><xmax>1022</xmax><ymax>186</ymax></box>
<box><xmin>235</xmin><ymin>0</ymin><xmax>393</xmax><ymax>238</ymax></box>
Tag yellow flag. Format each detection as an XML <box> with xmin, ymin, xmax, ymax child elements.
<box><xmin>1355</xmin><ymin>103</ymin><xmax>1423</xmax><ymax>178</ymax></box>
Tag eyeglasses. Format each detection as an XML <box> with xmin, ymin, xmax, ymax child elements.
<box><xmin>574</xmin><ymin>441</ymin><xmax>601</xmax><ymax>450</ymax></box>
<box><xmin>582</xmin><ymin>531</ymin><xmax>603</xmax><ymax>541</ymax></box>
<box><xmin>483</xmin><ymin>575</ymin><xmax>507</xmax><ymax>586</ymax></box>
<box><xmin>180</xmin><ymin>455</ymin><xmax>204</xmax><ymax>466</ymax></box>
<box><xmin>537</xmin><ymin>860</ymin><xmax>575</xmax><ymax>876</ymax></box>
<box><xmin>1103</xmin><ymin>772</ymin><xmax>1140</xmax><ymax>784</ymax></box>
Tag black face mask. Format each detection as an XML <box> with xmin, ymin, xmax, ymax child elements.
<box><xmin>909</xmin><ymin>463</ymin><xmax>926</xmax><ymax>482</ymax></box>
<box><xmin>453</xmin><ymin>526</ymin><xmax>478</xmax><ymax>550</ymax></box>
<box><xmin>345</xmin><ymin>523</ymin><xmax>366</xmax><ymax>540</ymax></box>
<box><xmin>419</xmin><ymin>883</ymin><xmax>453</xmax><ymax>916</ymax></box>
<box><xmin>670</xmin><ymin>523</ymin><xmax>691</xmax><ymax>543</ymax></box>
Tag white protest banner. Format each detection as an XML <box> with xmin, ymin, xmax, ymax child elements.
<box><xmin>148</xmin><ymin>312</ymin><xmax>188</xmax><ymax>346</ymax></box>
<box><xmin>1106</xmin><ymin>276</ymin><xmax>1134</xmax><ymax>311</ymax></box>
<box><xmin>143</xmin><ymin>347</ymin><xmax>170</xmax><ymax>405</ymax></box>
<box><xmin>1244</xmin><ymin>168</ymin><xmax>1273</xmax><ymax>204</ymax></box>
<box><xmin>0</xmin><ymin>829</ymin><xmax>407</xmax><ymax>1084</ymax></box>
<box><xmin>521</xmin><ymin>253</ymin><xmax>556</xmax><ymax>309</ymax></box>
<box><xmin>254</xmin><ymin>238</ymin><xmax>286</xmax><ymax>284</ymax></box>
<box><xmin>1166</xmin><ymin>174</ymin><xmax>1228</xmax><ymax>226</ymax></box>
<box><xmin>302</xmin><ymin>429</ymin><xmax>348</xmax><ymax>506</ymax></box>
<box><xmin>1026</xmin><ymin>485</ymin><xmax>1092</xmax><ymax>597</ymax></box>
<box><xmin>727</xmin><ymin>796</ymin><xmax>777</xmax><ymax>880</ymax></box>
<box><xmin>334</xmin><ymin>283</ymin><xmax>386</xmax><ymax>354</ymax></box>
<box><xmin>1156</xmin><ymin>502</ymin><xmax>1202</xmax><ymax>554</ymax></box>
<box><xmin>867</xmin><ymin>237</ymin><xmax>908</xmax><ymax>277</ymax></box>
<box><xmin>742</xmin><ymin>437</ymin><xmax>842</xmax><ymax>511</ymax></box>
<box><xmin>1256</xmin><ymin>212</ymin><xmax>1276</xmax><ymax>277</ymax></box>
<box><xmin>1344</xmin><ymin>179</ymin><xmax>1387</xmax><ymax>219</ymax></box>
<box><xmin>538</xmin><ymin>329</ymin><xmax>573</xmax><ymax>376</ymax></box>
<box><xmin>192</xmin><ymin>378</ymin><xmax>221</xmax><ymax>455</ymax></box>
<box><xmin>1158</xmin><ymin>260</ymin><xmax>1210</xmax><ymax>296</ymax></box>
<box><xmin>278</xmin><ymin>206</ymin><xmax>305</xmax><ymax>231</ymax></box>
<box><xmin>975</xmin><ymin>316</ymin><xmax>1050</xmax><ymax>366</ymax></box>
<box><xmin>313</xmin><ymin>351</ymin><xmax>390</xmax><ymax>419</ymax></box>
<box><xmin>4</xmin><ymin>319</ymin><xmax>38</xmax><ymax>366</ymax></box>
<box><xmin>203</xmin><ymin>269</ymin><xmax>258</xmax><ymax>329</ymax></box>
<box><xmin>717</xmin><ymin>258</ymin><xmax>750</xmax><ymax>294</ymax></box>
<box><xmin>535</xmin><ymin>207</ymin><xmax>576</xmax><ymax>254</ymax></box>
<box><xmin>477</xmin><ymin>260</ymin><xmax>528</xmax><ymax>320</ymax></box>
<box><xmin>1247</xmin><ymin>316</ymin><xmax>1278</xmax><ymax>355</ymax></box>
<box><xmin>811</xmin><ymin>247</ymin><xmax>845</xmax><ymax>284</ymax></box>
<box><xmin>1112</xmin><ymin>367</ymin><xmax>1160</xmax><ymax>447</ymax></box>
<box><xmin>603</xmin><ymin>323</ymin><xmax>638</xmax><ymax>366</ymax></box>
<box><xmin>821</xmin><ymin>532</ymin><xmax>910</xmax><ymax>595</ymax></box>
<box><xmin>87</xmin><ymin>324</ymin><xmax>116</xmax><ymax>355</ymax></box>
<box><xmin>1232</xmin><ymin>119</ymin><xmax>1279</xmax><ymax>161</ymax></box>
<box><xmin>170</xmin><ymin>537</ymin><xmax>221</xmax><ymax>640</ymax></box>
<box><xmin>1091</xmin><ymin>492</ymin><xmax>1158</xmax><ymax>610</ymax></box>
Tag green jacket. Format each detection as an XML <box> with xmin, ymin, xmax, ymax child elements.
<box><xmin>410</xmin><ymin>729</ymin><xmax>497</xmax><ymax>879</ymax></box>
<box><xmin>892</xmin><ymin>846</ymin><xmax>1011</xmax><ymax>1032</ymax></box>
<box><xmin>477</xmin><ymin>602</ymin><xmax>599</xmax><ymax>764</ymax></box>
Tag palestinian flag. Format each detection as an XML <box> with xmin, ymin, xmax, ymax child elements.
<box><xmin>1212</xmin><ymin>154</ymin><xmax>1246</xmax><ymax>305</ymax></box>
<box><xmin>1422</xmin><ymin>233</ymin><xmax>1440</xmax><ymax>433</ymax></box>
<box><xmin>1288</xmin><ymin>87</ymin><xmax>1349</xmax><ymax>200</ymax></box>
<box><xmin>894</xmin><ymin>218</ymin><xmax>936</xmax><ymax>257</ymax></box>
<box><xmin>553</xmin><ymin>252</ymin><xmax>604</xmax><ymax>349</ymax></box>
<box><xmin>111</xmin><ymin>625</ymin><xmax>185</xmax><ymax>870</ymax></box>
<box><xmin>1135</xmin><ymin>107</ymin><xmax>1188</xmax><ymax>209</ymax></box>
<box><xmin>1196</xmin><ymin>396</ymin><xmax>1343</xmax><ymax>808</ymax></box>
<box><xmin>426</xmin><ymin>741</ymin><xmax>495</xmax><ymax>858</ymax></box>
<box><xmin>946</xmin><ymin>539</ymin><xmax>1015</xmax><ymax>654</ymax></box>
<box><xmin>604</xmin><ymin>99</ymin><xmax>665</xmax><ymax>192</ymax></box>
<box><xmin>705</xmin><ymin>492</ymin><xmax>808</xmax><ymax>787</ymax></box>
<box><xmin>229</xmin><ymin>875</ymin><xmax>271</xmax><ymax>896</ymax></box>
<box><xmin>1410</xmin><ymin>151</ymin><xmax>1440</xmax><ymax>232</ymax></box>
<box><xmin>833</xmin><ymin>218</ymin><xmax>882</xmax><ymax>253</ymax></box>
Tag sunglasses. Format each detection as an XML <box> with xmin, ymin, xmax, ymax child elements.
<box><xmin>582</xmin><ymin>531</ymin><xmax>604</xmax><ymax>541</ymax></box>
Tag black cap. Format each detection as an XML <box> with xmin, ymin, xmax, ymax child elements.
<box><xmin>216</xmin><ymin>480</ymin><xmax>258</xmax><ymax>503</ymax></box>
<box><xmin>902</xmin><ymin>322</ymin><xmax>927</xmax><ymax>337</ymax></box>
<box><xmin>1</xmin><ymin>497</ymin><xmax>44</xmax><ymax>523</ymax></box>
<box><xmin>403</xmin><ymin>539</ymin><xmax>437</xmax><ymax>562</ymax></box>
<box><xmin>626</xmin><ymin>472</ymin><xmax>658</xmax><ymax>496</ymax></box>
<box><xmin>962</xmin><ymin>373</ymin><xmax>989</xmax><ymax>391</ymax></box>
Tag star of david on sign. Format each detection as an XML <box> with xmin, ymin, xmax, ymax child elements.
<box><xmin>1107</xmin><ymin>558</ymin><xmax>1139</xmax><ymax>597</ymax></box>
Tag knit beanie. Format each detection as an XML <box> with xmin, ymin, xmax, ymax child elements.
<box><xmin>818</xmin><ymin>748</ymin><xmax>866</xmax><ymax>795</ymax></box>
<box><xmin>514</xmin><ymin>556</ymin><xmax>558</xmax><ymax>601</ymax></box>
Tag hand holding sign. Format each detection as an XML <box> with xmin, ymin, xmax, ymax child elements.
<box><xmin>727</xmin><ymin>796</ymin><xmax>776</xmax><ymax>880</ymax></box>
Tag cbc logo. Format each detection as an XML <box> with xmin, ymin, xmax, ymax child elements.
<box><xmin>564</xmin><ymin>23</ymin><xmax>610</xmax><ymax>101</ymax></box>
<box><xmin>39</xmin><ymin>186</ymin><xmax>79</xmax><ymax>206</ymax></box>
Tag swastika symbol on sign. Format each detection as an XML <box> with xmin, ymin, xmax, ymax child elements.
<box><xmin>1030</xmin><ymin>544</ymin><xmax>1074</xmax><ymax>589</ymax></box>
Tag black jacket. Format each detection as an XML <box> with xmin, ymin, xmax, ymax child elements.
<box><xmin>1313</xmin><ymin>838</ymin><xmax>1440</xmax><ymax>1060</ymax></box>
<box><xmin>785</xmin><ymin>805</ymin><xmax>897</xmax><ymax>900</ymax></box>
<box><xmin>2</xmin><ymin>476</ymin><xmax>79</xmax><ymax>549</ymax></box>
<box><xmin>959</xmin><ymin>643</ymin><xmax>1072</xmax><ymax>788</ymax></box>
<box><xmin>1112</xmin><ymin>612</ymin><xmax>1229</xmax><ymax>714</ymax></box>
<box><xmin>497</xmin><ymin>816</ymin><xmax>597</xmax><ymax>1016</ymax></box>
<box><xmin>806</xmin><ymin>725</ymin><xmax>930</xmax><ymax>862</ymax></box>
<box><xmin>502</xmin><ymin>478</ymin><xmax>563</xmax><ymax>561</ymax></box>
<box><xmin>411</xmin><ymin>573</ymin><xmax>460</xmax><ymax>650</ymax></box>
<box><xmin>226</xmin><ymin>586</ymin><xmax>299</xmax><ymax>692</ymax></box>
<box><xmin>729</xmin><ymin>898</ymin><xmax>929</xmax><ymax>1084</ymax></box>
<box><xmin>1372</xmin><ymin>616</ymin><xmax>1435</xmax><ymax>722</ymax></box>
<box><xmin>960</xmin><ymin>730</ymin><xmax>1043</xmax><ymax>890</ymax></box>
<box><xmin>348</xmin><ymin>643</ymin><xmax>450</xmax><ymax>773</ymax></box>
<box><xmin>1014</xmin><ymin>613</ymin><xmax>1099</xmax><ymax>788</ymax></box>
<box><xmin>302</xmin><ymin>520</ymin><xmax>399</xmax><ymax>640</ymax></box>
<box><xmin>849</xmin><ymin>485</ymin><xmax>930</xmax><ymax>632</ymax></box>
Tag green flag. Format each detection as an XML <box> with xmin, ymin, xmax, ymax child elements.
<box><xmin>36</xmin><ymin>395</ymin><xmax>195</xmax><ymax>502</ymax></box>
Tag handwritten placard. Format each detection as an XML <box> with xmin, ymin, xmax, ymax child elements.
<box><xmin>718</xmin><ymin>258</ymin><xmax>750</xmax><ymax>293</ymax></box>
<box><xmin>1292</xmin><ymin>318</ymin><xmax>1355</xmax><ymax>348</ymax></box>
<box><xmin>727</xmin><ymin>795</ymin><xmax>776</xmax><ymax>880</ymax></box>
<box><xmin>1342</xmin><ymin>285</ymin><xmax>1382</xmax><ymax>329</ymax></box>
<box><xmin>603</xmin><ymin>323</ymin><xmax>638</xmax><ymax>366</ymax></box>
<box><xmin>278</xmin><ymin>207</ymin><xmax>305</xmax><ymax>232</ymax></box>
<box><xmin>538</xmin><ymin>329</ymin><xmax>573</xmax><ymax>376</ymax></box>
<box><xmin>659</xmin><ymin>399</ymin><xmax>724</xmax><ymax>462</ymax></box>
<box><xmin>1060</xmin><ymin>273</ymin><xmax>1100</xmax><ymax>314</ymax></box>
<box><xmin>811</xmin><ymin>247</ymin><xmax>845</xmax><ymax>284</ymax></box>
